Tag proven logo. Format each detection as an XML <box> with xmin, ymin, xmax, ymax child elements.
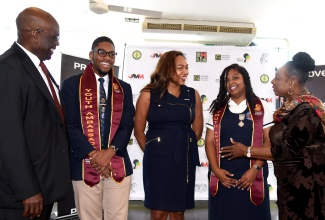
<box><xmin>309</xmin><ymin>70</ymin><xmax>325</xmax><ymax>77</ymax></box>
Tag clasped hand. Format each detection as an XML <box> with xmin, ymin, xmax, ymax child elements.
<box><xmin>89</xmin><ymin>149</ymin><xmax>115</xmax><ymax>178</ymax></box>
<box><xmin>215</xmin><ymin>138</ymin><xmax>259</xmax><ymax>190</ymax></box>
<box><xmin>214</xmin><ymin>168</ymin><xmax>258</xmax><ymax>191</ymax></box>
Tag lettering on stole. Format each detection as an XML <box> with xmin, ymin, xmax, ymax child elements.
<box><xmin>213</xmin><ymin>111</ymin><xmax>221</xmax><ymax>173</ymax></box>
<box><xmin>213</xmin><ymin>112</ymin><xmax>220</xmax><ymax>139</ymax></box>
<box><xmin>84</xmin><ymin>88</ymin><xmax>95</xmax><ymax>146</ymax></box>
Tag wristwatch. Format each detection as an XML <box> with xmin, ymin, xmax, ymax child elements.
<box><xmin>253</xmin><ymin>164</ymin><xmax>261</xmax><ymax>171</ymax></box>
<box><xmin>111</xmin><ymin>145</ymin><xmax>119</xmax><ymax>152</ymax></box>
<box><xmin>246</xmin><ymin>146</ymin><xmax>251</xmax><ymax>158</ymax></box>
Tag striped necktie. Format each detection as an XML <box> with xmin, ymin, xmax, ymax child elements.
<box><xmin>98</xmin><ymin>78</ymin><xmax>106</xmax><ymax>147</ymax></box>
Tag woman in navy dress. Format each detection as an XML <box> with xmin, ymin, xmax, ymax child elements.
<box><xmin>134</xmin><ymin>50</ymin><xmax>203</xmax><ymax>220</ymax></box>
<box><xmin>205</xmin><ymin>64</ymin><xmax>272</xmax><ymax>219</ymax></box>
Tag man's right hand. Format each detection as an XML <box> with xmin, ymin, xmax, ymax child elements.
<box><xmin>23</xmin><ymin>193</ymin><xmax>43</xmax><ymax>219</ymax></box>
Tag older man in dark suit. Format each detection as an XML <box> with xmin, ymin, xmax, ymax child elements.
<box><xmin>0</xmin><ymin>7</ymin><xmax>71</xmax><ymax>220</ymax></box>
<box><xmin>61</xmin><ymin>36</ymin><xmax>134</xmax><ymax>220</ymax></box>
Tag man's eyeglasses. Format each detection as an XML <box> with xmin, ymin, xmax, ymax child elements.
<box><xmin>92</xmin><ymin>49</ymin><xmax>117</xmax><ymax>59</ymax></box>
<box><xmin>35</xmin><ymin>28</ymin><xmax>60</xmax><ymax>43</ymax></box>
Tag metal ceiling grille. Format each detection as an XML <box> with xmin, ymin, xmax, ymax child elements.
<box><xmin>219</xmin><ymin>26</ymin><xmax>255</xmax><ymax>34</ymax></box>
<box><xmin>183</xmin><ymin>24</ymin><xmax>218</xmax><ymax>32</ymax></box>
<box><xmin>147</xmin><ymin>23</ymin><xmax>182</xmax><ymax>30</ymax></box>
<box><xmin>146</xmin><ymin>23</ymin><xmax>255</xmax><ymax>34</ymax></box>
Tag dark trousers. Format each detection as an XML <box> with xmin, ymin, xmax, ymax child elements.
<box><xmin>0</xmin><ymin>204</ymin><xmax>53</xmax><ymax>220</ymax></box>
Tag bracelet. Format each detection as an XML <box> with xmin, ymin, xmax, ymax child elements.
<box><xmin>246</xmin><ymin>146</ymin><xmax>251</xmax><ymax>158</ymax></box>
<box><xmin>110</xmin><ymin>145</ymin><xmax>119</xmax><ymax>152</ymax></box>
<box><xmin>253</xmin><ymin>164</ymin><xmax>261</xmax><ymax>171</ymax></box>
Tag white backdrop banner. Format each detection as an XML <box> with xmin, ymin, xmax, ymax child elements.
<box><xmin>122</xmin><ymin>45</ymin><xmax>278</xmax><ymax>200</ymax></box>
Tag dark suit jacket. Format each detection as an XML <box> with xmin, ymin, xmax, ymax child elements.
<box><xmin>61</xmin><ymin>73</ymin><xmax>134</xmax><ymax>180</ymax></box>
<box><xmin>0</xmin><ymin>43</ymin><xmax>71</xmax><ymax>209</ymax></box>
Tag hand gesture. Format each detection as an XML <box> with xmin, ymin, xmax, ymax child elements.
<box><xmin>220</xmin><ymin>138</ymin><xmax>247</xmax><ymax>160</ymax></box>
<box><xmin>213</xmin><ymin>168</ymin><xmax>237</xmax><ymax>188</ymax></box>
<box><xmin>90</xmin><ymin>149</ymin><xmax>115</xmax><ymax>174</ymax></box>
<box><xmin>237</xmin><ymin>167</ymin><xmax>259</xmax><ymax>190</ymax></box>
<box><xmin>99</xmin><ymin>167</ymin><xmax>114</xmax><ymax>178</ymax></box>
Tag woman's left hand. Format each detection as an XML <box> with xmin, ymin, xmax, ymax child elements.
<box><xmin>237</xmin><ymin>168</ymin><xmax>258</xmax><ymax>190</ymax></box>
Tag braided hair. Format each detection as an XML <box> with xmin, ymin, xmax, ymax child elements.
<box><xmin>209</xmin><ymin>64</ymin><xmax>257</xmax><ymax>113</ymax></box>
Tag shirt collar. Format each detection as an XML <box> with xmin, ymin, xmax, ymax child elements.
<box><xmin>95</xmin><ymin>73</ymin><xmax>109</xmax><ymax>83</ymax></box>
<box><xmin>228</xmin><ymin>98</ymin><xmax>247</xmax><ymax>113</ymax></box>
<box><xmin>15</xmin><ymin>42</ymin><xmax>41</xmax><ymax>68</ymax></box>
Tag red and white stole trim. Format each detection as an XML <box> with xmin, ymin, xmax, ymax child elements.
<box><xmin>80</xmin><ymin>63</ymin><xmax>125</xmax><ymax>187</ymax></box>
<box><xmin>210</xmin><ymin>98</ymin><xmax>265</xmax><ymax>205</ymax></box>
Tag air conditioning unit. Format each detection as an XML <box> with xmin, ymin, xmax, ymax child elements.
<box><xmin>142</xmin><ymin>18</ymin><xmax>257</xmax><ymax>46</ymax></box>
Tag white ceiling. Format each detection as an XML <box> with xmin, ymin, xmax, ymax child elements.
<box><xmin>1</xmin><ymin>0</ymin><xmax>325</xmax><ymax>62</ymax></box>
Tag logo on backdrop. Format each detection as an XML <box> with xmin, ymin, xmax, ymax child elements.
<box><xmin>133</xmin><ymin>159</ymin><xmax>141</xmax><ymax>169</ymax></box>
<box><xmin>201</xmin><ymin>95</ymin><xmax>208</xmax><ymax>104</ymax></box>
<box><xmin>309</xmin><ymin>69</ymin><xmax>325</xmax><ymax>77</ymax></box>
<box><xmin>128</xmin><ymin>138</ymin><xmax>133</xmax><ymax>145</ymax></box>
<box><xmin>268</xmin><ymin>184</ymin><xmax>275</xmax><ymax>194</ymax></box>
<box><xmin>243</xmin><ymin>53</ymin><xmax>251</xmax><ymax>62</ymax></box>
<box><xmin>306</xmin><ymin>65</ymin><xmax>325</xmax><ymax>103</ymax></box>
<box><xmin>195</xmin><ymin>184</ymin><xmax>208</xmax><ymax>193</ymax></box>
<box><xmin>194</xmin><ymin>75</ymin><xmax>200</xmax><ymax>81</ymax></box>
<box><xmin>128</xmin><ymin>73</ymin><xmax>144</xmax><ymax>79</ymax></box>
<box><xmin>130</xmin><ymin>182</ymin><xmax>137</xmax><ymax>193</ymax></box>
<box><xmin>74</xmin><ymin>62</ymin><xmax>87</xmax><ymax>71</ymax></box>
<box><xmin>261</xmin><ymin>98</ymin><xmax>273</xmax><ymax>103</ymax></box>
<box><xmin>150</xmin><ymin>52</ymin><xmax>163</xmax><ymax>58</ymax></box>
<box><xmin>260</xmin><ymin>53</ymin><xmax>269</xmax><ymax>64</ymax></box>
<box><xmin>194</xmin><ymin>75</ymin><xmax>209</xmax><ymax>81</ymax></box>
<box><xmin>197</xmin><ymin>138</ymin><xmax>205</xmax><ymax>147</ymax></box>
<box><xmin>215</xmin><ymin>54</ymin><xmax>230</xmax><ymax>61</ymax></box>
<box><xmin>132</xmin><ymin>50</ymin><xmax>142</xmax><ymax>60</ymax></box>
<box><xmin>260</xmin><ymin>74</ymin><xmax>269</xmax><ymax>83</ymax></box>
<box><xmin>200</xmin><ymin>161</ymin><xmax>209</xmax><ymax>167</ymax></box>
<box><xmin>128</xmin><ymin>138</ymin><xmax>138</xmax><ymax>145</ymax></box>
<box><xmin>196</xmin><ymin>52</ymin><xmax>207</xmax><ymax>62</ymax></box>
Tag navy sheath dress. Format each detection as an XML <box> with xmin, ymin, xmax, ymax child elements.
<box><xmin>143</xmin><ymin>85</ymin><xmax>200</xmax><ymax>211</ymax></box>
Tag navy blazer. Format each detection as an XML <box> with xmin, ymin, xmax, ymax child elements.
<box><xmin>0</xmin><ymin>43</ymin><xmax>71</xmax><ymax>209</ymax></box>
<box><xmin>61</xmin><ymin>73</ymin><xmax>134</xmax><ymax>180</ymax></box>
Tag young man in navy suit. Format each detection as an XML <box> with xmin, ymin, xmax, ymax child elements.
<box><xmin>61</xmin><ymin>36</ymin><xmax>134</xmax><ymax>220</ymax></box>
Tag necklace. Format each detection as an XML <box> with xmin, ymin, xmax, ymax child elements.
<box><xmin>238</xmin><ymin>114</ymin><xmax>245</xmax><ymax>127</ymax></box>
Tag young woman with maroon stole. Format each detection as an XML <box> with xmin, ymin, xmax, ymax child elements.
<box><xmin>221</xmin><ymin>52</ymin><xmax>325</xmax><ymax>220</ymax></box>
<box><xmin>205</xmin><ymin>64</ymin><xmax>272</xmax><ymax>219</ymax></box>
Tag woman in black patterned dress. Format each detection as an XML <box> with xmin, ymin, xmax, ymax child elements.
<box><xmin>221</xmin><ymin>52</ymin><xmax>325</xmax><ymax>220</ymax></box>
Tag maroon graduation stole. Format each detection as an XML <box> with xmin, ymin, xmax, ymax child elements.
<box><xmin>80</xmin><ymin>63</ymin><xmax>126</xmax><ymax>187</ymax></box>
<box><xmin>210</xmin><ymin>98</ymin><xmax>265</xmax><ymax>205</ymax></box>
